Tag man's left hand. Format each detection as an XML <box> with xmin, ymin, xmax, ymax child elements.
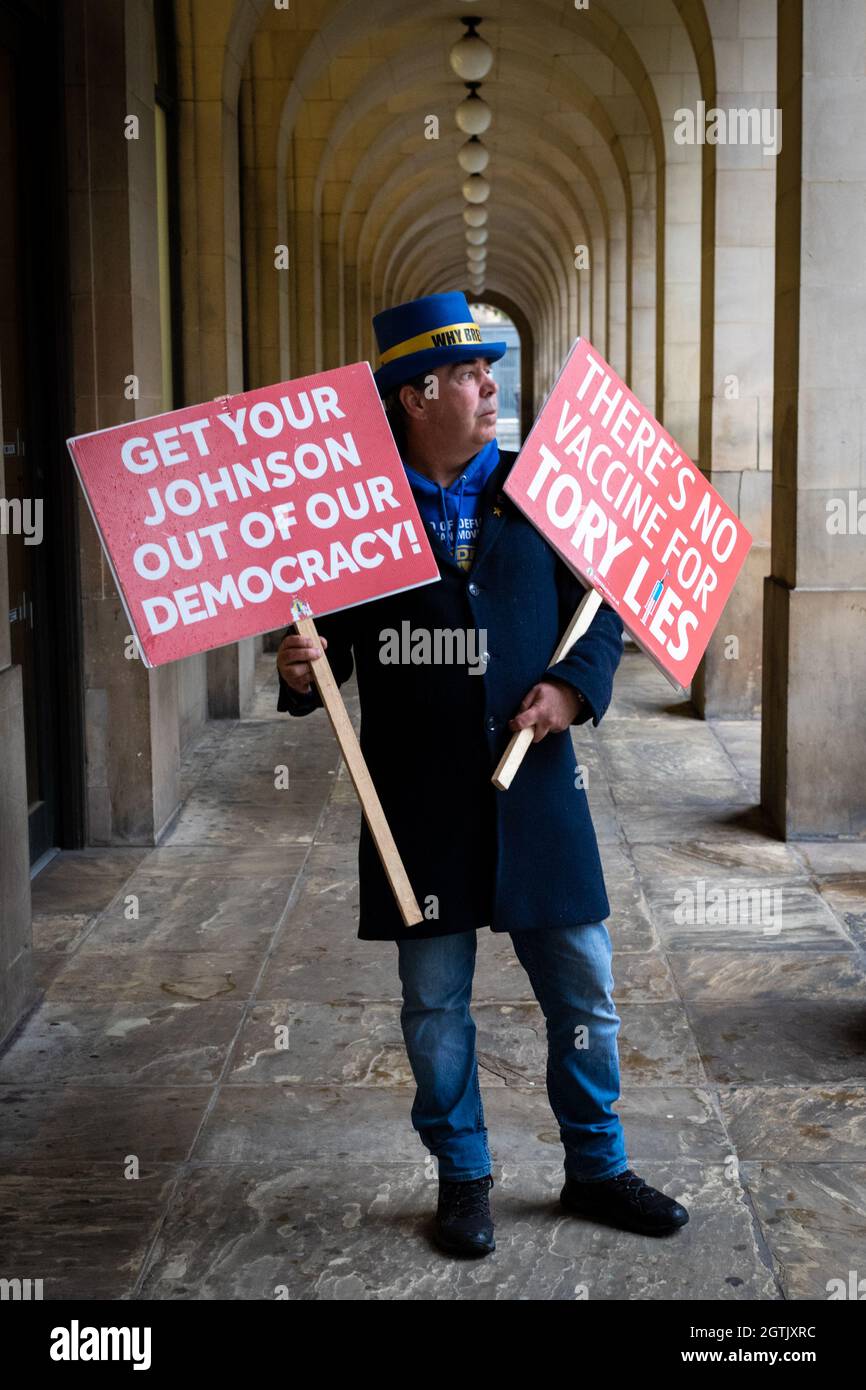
<box><xmin>508</xmin><ymin>679</ymin><xmax>584</xmax><ymax>742</ymax></box>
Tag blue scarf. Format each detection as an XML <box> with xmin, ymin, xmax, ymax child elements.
<box><xmin>402</xmin><ymin>438</ymin><xmax>500</xmax><ymax>572</ymax></box>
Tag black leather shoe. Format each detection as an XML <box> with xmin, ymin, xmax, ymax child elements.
<box><xmin>560</xmin><ymin>1168</ymin><xmax>689</xmax><ymax>1236</ymax></box>
<box><xmin>433</xmin><ymin>1174</ymin><xmax>495</xmax><ymax>1256</ymax></box>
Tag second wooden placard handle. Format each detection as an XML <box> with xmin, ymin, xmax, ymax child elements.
<box><xmin>492</xmin><ymin>586</ymin><xmax>603</xmax><ymax>791</ymax></box>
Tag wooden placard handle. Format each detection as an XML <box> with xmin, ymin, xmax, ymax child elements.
<box><xmin>292</xmin><ymin>604</ymin><xmax>423</xmax><ymax>928</ymax></box>
<box><xmin>492</xmin><ymin>586</ymin><xmax>604</xmax><ymax>791</ymax></box>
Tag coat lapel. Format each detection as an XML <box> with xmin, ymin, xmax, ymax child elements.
<box><xmin>466</xmin><ymin>451</ymin><xmax>518</xmax><ymax>576</ymax></box>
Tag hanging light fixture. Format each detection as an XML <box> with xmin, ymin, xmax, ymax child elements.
<box><xmin>456</xmin><ymin>82</ymin><xmax>491</xmax><ymax>136</ymax></box>
<box><xmin>463</xmin><ymin>205</ymin><xmax>488</xmax><ymax>228</ymax></box>
<box><xmin>458</xmin><ymin>136</ymin><xmax>489</xmax><ymax>174</ymax></box>
<box><xmin>453</xmin><ymin>18</ymin><xmax>492</xmax><ymax>299</ymax></box>
<box><xmin>462</xmin><ymin>173</ymin><xmax>490</xmax><ymax>203</ymax></box>
<box><xmin>449</xmin><ymin>16</ymin><xmax>493</xmax><ymax>82</ymax></box>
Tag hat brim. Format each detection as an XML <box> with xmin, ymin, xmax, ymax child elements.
<box><xmin>373</xmin><ymin>340</ymin><xmax>508</xmax><ymax>397</ymax></box>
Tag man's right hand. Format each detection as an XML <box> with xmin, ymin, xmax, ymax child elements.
<box><xmin>276</xmin><ymin>633</ymin><xmax>328</xmax><ymax>695</ymax></box>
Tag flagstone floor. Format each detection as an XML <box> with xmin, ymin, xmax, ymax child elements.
<box><xmin>1</xmin><ymin>643</ymin><xmax>865</xmax><ymax>1301</ymax></box>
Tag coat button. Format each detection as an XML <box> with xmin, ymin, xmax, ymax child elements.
<box><xmin>485</xmin><ymin>715</ymin><xmax>497</xmax><ymax>732</ymax></box>
<box><xmin>468</xmin><ymin>582</ymin><xmax>480</xmax><ymax>595</ymax></box>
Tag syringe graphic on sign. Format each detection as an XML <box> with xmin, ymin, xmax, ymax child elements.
<box><xmin>640</xmin><ymin>567</ymin><xmax>671</xmax><ymax>627</ymax></box>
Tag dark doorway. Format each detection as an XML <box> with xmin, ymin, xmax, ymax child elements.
<box><xmin>0</xmin><ymin>0</ymin><xmax>84</xmax><ymax>864</ymax></box>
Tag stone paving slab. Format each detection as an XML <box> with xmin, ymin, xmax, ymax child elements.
<box><xmin>261</xmin><ymin>936</ymin><xmax>396</xmax><ymax>1003</ymax></box>
<box><xmin>740</xmin><ymin>1163</ymin><xmax>866</xmax><ymax>1301</ymax></box>
<box><xmin>666</xmin><ymin>950</ymin><xmax>866</xmax><ymax>1002</ymax></box>
<box><xmin>710</xmin><ymin>718</ymin><xmax>761</xmax><ymax>793</ymax></box>
<box><xmin>76</xmin><ymin>868</ymin><xmax>298</xmax><ymax>952</ymax></box>
<box><xmin>0</xmin><ymin>1001</ymin><xmax>245</xmax><ymax>1086</ymax></box>
<box><xmin>818</xmin><ymin>880</ymin><xmax>866</xmax><ymax>948</ymax></box>
<box><xmin>30</xmin><ymin>849</ymin><xmax>150</xmax><ymax>915</ymax></box>
<box><xmin>631</xmin><ymin>837</ymin><xmax>810</xmax><ymax>886</ymax></box>
<box><xmin>719</xmin><ymin>1086</ymin><xmax>866</xmax><ymax>1162</ymax></box>
<box><xmin>646</xmin><ymin>882</ymin><xmax>851</xmax><ymax>951</ymax></box>
<box><xmin>31</xmin><ymin>911</ymin><xmax>94</xmax><ymax>955</ymax></box>
<box><xmin>0</xmin><ymin>1086</ymin><xmax>212</xmax><ymax>1168</ymax></box>
<box><xmin>615</xmin><ymin>803</ymin><xmax>769</xmax><ymax>844</ymax></box>
<box><xmin>160</xmin><ymin>781</ymin><xmax>335</xmax><ymax>847</ymax></box>
<box><xmin>0</xmin><ymin>1167</ymin><xmax>179</xmax><ymax>1300</ymax></box>
<box><xmin>135</xmin><ymin>1159</ymin><xmax>778</xmax><ymax>1301</ymax></box>
<box><xmin>684</xmin><ymin>1001</ymin><xmax>866</xmax><ymax>1085</ymax></box>
<box><xmin>128</xmin><ymin>845</ymin><xmax>310</xmax><ymax>877</ymax></box>
<box><xmin>42</xmin><ymin>948</ymin><xmax>264</xmax><ymax>1003</ymax></box>
<box><xmin>798</xmin><ymin>842</ymin><xmax>866</xmax><ymax>875</ymax></box>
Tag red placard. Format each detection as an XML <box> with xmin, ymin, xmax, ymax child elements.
<box><xmin>503</xmin><ymin>339</ymin><xmax>753</xmax><ymax>687</ymax></box>
<box><xmin>67</xmin><ymin>363</ymin><xmax>440</xmax><ymax>667</ymax></box>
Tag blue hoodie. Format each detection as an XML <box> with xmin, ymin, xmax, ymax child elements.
<box><xmin>401</xmin><ymin>437</ymin><xmax>500</xmax><ymax>572</ymax></box>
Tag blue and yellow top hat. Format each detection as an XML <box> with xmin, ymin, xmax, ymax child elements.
<box><xmin>372</xmin><ymin>291</ymin><xmax>507</xmax><ymax>397</ymax></box>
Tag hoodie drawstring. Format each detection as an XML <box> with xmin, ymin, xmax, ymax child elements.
<box><xmin>438</xmin><ymin>485</ymin><xmax>448</xmax><ymax>553</ymax></box>
<box><xmin>439</xmin><ymin>474</ymin><xmax>468</xmax><ymax>560</ymax></box>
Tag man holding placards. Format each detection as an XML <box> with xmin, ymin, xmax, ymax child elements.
<box><xmin>277</xmin><ymin>293</ymin><xmax>690</xmax><ymax>1257</ymax></box>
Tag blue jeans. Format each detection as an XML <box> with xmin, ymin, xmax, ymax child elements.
<box><xmin>396</xmin><ymin>922</ymin><xmax>629</xmax><ymax>1183</ymax></box>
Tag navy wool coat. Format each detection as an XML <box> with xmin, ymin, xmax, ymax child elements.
<box><xmin>276</xmin><ymin>450</ymin><xmax>624</xmax><ymax>942</ymax></box>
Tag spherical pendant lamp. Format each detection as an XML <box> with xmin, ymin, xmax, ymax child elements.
<box><xmin>463</xmin><ymin>205</ymin><xmax>488</xmax><ymax>228</ymax></box>
<box><xmin>456</xmin><ymin>84</ymin><xmax>491</xmax><ymax>136</ymax></box>
<box><xmin>449</xmin><ymin>18</ymin><xmax>493</xmax><ymax>82</ymax></box>
<box><xmin>462</xmin><ymin>173</ymin><xmax>490</xmax><ymax>204</ymax></box>
<box><xmin>458</xmin><ymin>136</ymin><xmax>489</xmax><ymax>175</ymax></box>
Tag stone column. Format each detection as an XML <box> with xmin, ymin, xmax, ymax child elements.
<box><xmin>176</xmin><ymin>0</ymin><xmax>256</xmax><ymax>718</ymax></box>
<box><xmin>66</xmin><ymin>0</ymin><xmax>183</xmax><ymax>844</ymax></box>
<box><xmin>692</xmin><ymin>0</ymin><xmax>777</xmax><ymax>718</ymax></box>
<box><xmin>762</xmin><ymin>0</ymin><xmax>866</xmax><ymax>837</ymax></box>
<box><xmin>0</xmin><ymin>408</ymin><xmax>34</xmax><ymax>1045</ymax></box>
<box><xmin>629</xmin><ymin>140</ymin><xmax>658</xmax><ymax>412</ymax></box>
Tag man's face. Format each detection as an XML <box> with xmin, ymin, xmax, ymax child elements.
<box><xmin>400</xmin><ymin>357</ymin><xmax>498</xmax><ymax>459</ymax></box>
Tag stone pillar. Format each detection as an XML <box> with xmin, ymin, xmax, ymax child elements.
<box><xmin>175</xmin><ymin>0</ymin><xmax>256</xmax><ymax>718</ymax></box>
<box><xmin>0</xmin><ymin>416</ymin><xmax>34</xmax><ymax>1046</ymax></box>
<box><xmin>630</xmin><ymin>142</ymin><xmax>658</xmax><ymax>412</ymax></box>
<box><xmin>607</xmin><ymin>209</ymin><xmax>627</xmax><ymax>378</ymax></box>
<box><xmin>762</xmin><ymin>0</ymin><xmax>866</xmax><ymax>837</ymax></box>
<box><xmin>65</xmin><ymin>0</ymin><xmax>184</xmax><ymax>844</ymax></box>
<box><xmin>692</xmin><ymin>0</ymin><xmax>777</xmax><ymax>718</ymax></box>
